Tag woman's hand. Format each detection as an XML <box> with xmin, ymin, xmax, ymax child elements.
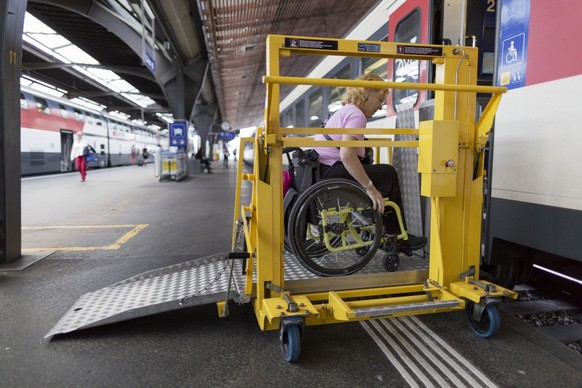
<box><xmin>339</xmin><ymin>138</ymin><xmax>384</xmax><ymax>212</ymax></box>
<box><xmin>366</xmin><ymin>184</ymin><xmax>385</xmax><ymax>212</ymax></box>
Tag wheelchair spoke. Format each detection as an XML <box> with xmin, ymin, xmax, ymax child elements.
<box><xmin>289</xmin><ymin>179</ymin><xmax>382</xmax><ymax>276</ymax></box>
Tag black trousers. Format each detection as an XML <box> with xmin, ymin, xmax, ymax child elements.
<box><xmin>319</xmin><ymin>162</ymin><xmax>406</xmax><ymax>234</ymax></box>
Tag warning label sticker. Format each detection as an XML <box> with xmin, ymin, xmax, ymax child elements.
<box><xmin>284</xmin><ymin>38</ymin><xmax>338</xmax><ymax>50</ymax></box>
<box><xmin>396</xmin><ymin>45</ymin><xmax>443</xmax><ymax>56</ymax></box>
<box><xmin>358</xmin><ymin>43</ymin><xmax>381</xmax><ymax>53</ymax></box>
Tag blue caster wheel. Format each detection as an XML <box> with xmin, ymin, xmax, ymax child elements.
<box><xmin>280</xmin><ymin>323</ymin><xmax>302</xmax><ymax>362</ymax></box>
<box><xmin>465</xmin><ymin>301</ymin><xmax>501</xmax><ymax>338</ymax></box>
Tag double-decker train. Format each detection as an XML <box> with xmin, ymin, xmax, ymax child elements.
<box><xmin>20</xmin><ymin>85</ymin><xmax>167</xmax><ymax>176</ymax></box>
<box><xmin>250</xmin><ymin>0</ymin><xmax>582</xmax><ymax>288</ymax></box>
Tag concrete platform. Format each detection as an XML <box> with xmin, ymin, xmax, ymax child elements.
<box><xmin>1</xmin><ymin>163</ymin><xmax>581</xmax><ymax>387</ymax></box>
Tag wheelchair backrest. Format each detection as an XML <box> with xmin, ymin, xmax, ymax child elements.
<box><xmin>289</xmin><ymin>148</ymin><xmax>321</xmax><ymax>193</ymax></box>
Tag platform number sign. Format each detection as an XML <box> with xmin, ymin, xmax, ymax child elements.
<box><xmin>169</xmin><ymin>121</ymin><xmax>187</xmax><ymax>147</ymax></box>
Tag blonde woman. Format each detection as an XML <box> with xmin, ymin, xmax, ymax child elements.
<box><xmin>313</xmin><ymin>73</ymin><xmax>426</xmax><ymax>253</ymax></box>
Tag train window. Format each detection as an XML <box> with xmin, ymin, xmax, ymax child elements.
<box><xmin>85</xmin><ymin>112</ymin><xmax>93</xmax><ymax>124</ymax></box>
<box><xmin>308</xmin><ymin>89</ymin><xmax>323</xmax><ymax>127</ymax></box>
<box><xmin>295</xmin><ymin>99</ymin><xmax>306</xmax><ymax>128</ymax></box>
<box><xmin>363</xmin><ymin>57</ymin><xmax>388</xmax><ymax>79</ymax></box>
<box><xmin>34</xmin><ymin>97</ymin><xmax>51</xmax><ymax>114</ymax></box>
<box><xmin>73</xmin><ymin>108</ymin><xmax>84</xmax><ymax>121</ymax></box>
<box><xmin>328</xmin><ymin>65</ymin><xmax>351</xmax><ymax>113</ymax></box>
<box><xmin>58</xmin><ymin>104</ymin><xmax>69</xmax><ymax>119</ymax></box>
<box><xmin>20</xmin><ymin>94</ymin><xmax>29</xmax><ymax>110</ymax></box>
<box><xmin>392</xmin><ymin>8</ymin><xmax>421</xmax><ymax>109</ymax></box>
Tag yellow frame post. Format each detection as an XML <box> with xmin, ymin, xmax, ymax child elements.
<box><xmin>229</xmin><ymin>35</ymin><xmax>515</xmax><ymax>332</ymax></box>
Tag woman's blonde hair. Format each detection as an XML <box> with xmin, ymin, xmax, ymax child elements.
<box><xmin>341</xmin><ymin>73</ymin><xmax>388</xmax><ymax>110</ymax></box>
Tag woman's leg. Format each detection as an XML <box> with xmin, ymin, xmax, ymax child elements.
<box><xmin>76</xmin><ymin>156</ymin><xmax>87</xmax><ymax>181</ymax></box>
<box><xmin>321</xmin><ymin>162</ymin><xmax>405</xmax><ymax>234</ymax></box>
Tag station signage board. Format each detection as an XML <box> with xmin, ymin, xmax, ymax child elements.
<box><xmin>169</xmin><ymin>120</ymin><xmax>187</xmax><ymax>147</ymax></box>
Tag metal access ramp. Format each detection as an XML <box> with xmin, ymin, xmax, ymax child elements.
<box><xmin>45</xmin><ymin>255</ymin><xmax>236</xmax><ymax>337</ymax></box>
<box><xmin>46</xmin><ymin>252</ymin><xmax>428</xmax><ymax>337</ymax></box>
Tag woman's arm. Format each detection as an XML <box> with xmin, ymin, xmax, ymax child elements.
<box><xmin>339</xmin><ymin>134</ymin><xmax>384</xmax><ymax>212</ymax></box>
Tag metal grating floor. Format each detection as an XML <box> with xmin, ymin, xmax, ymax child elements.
<box><xmin>46</xmin><ymin>251</ymin><xmax>428</xmax><ymax>338</ymax></box>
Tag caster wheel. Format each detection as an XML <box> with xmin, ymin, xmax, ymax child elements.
<box><xmin>382</xmin><ymin>253</ymin><xmax>400</xmax><ymax>272</ymax></box>
<box><xmin>280</xmin><ymin>324</ymin><xmax>301</xmax><ymax>362</ymax></box>
<box><xmin>465</xmin><ymin>301</ymin><xmax>501</xmax><ymax>338</ymax></box>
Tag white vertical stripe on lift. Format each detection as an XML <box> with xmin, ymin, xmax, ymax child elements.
<box><xmin>382</xmin><ymin>319</ymin><xmax>458</xmax><ymax>388</ymax></box>
<box><xmin>406</xmin><ymin>316</ymin><xmax>498</xmax><ymax>388</ymax></box>
<box><xmin>369</xmin><ymin>320</ymin><xmax>436</xmax><ymax>388</ymax></box>
<box><xmin>360</xmin><ymin>320</ymin><xmax>420</xmax><ymax>388</ymax></box>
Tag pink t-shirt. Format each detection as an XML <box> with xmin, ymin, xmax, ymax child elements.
<box><xmin>313</xmin><ymin>103</ymin><xmax>366</xmax><ymax>166</ymax></box>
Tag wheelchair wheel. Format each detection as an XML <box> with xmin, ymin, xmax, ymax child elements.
<box><xmin>288</xmin><ymin>179</ymin><xmax>382</xmax><ymax>276</ymax></box>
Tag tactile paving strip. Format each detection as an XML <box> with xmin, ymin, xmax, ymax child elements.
<box><xmin>47</xmin><ymin>251</ymin><xmax>428</xmax><ymax>337</ymax></box>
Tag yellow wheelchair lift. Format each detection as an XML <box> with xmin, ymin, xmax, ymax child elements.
<box><xmin>225</xmin><ymin>35</ymin><xmax>516</xmax><ymax>362</ymax></box>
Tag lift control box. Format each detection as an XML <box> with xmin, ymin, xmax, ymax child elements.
<box><xmin>418</xmin><ymin>120</ymin><xmax>459</xmax><ymax>197</ymax></box>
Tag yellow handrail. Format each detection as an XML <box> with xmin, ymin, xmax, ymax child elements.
<box><xmin>263</xmin><ymin>75</ymin><xmax>507</xmax><ymax>94</ymax></box>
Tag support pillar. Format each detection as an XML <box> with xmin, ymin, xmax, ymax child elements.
<box><xmin>0</xmin><ymin>0</ymin><xmax>26</xmax><ymax>264</ymax></box>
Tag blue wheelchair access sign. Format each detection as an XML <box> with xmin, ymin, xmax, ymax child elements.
<box><xmin>497</xmin><ymin>0</ymin><xmax>530</xmax><ymax>90</ymax></box>
<box><xmin>169</xmin><ymin>121</ymin><xmax>188</xmax><ymax>147</ymax></box>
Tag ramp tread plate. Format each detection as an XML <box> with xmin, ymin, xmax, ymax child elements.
<box><xmin>46</xmin><ymin>255</ymin><xmax>240</xmax><ymax>337</ymax></box>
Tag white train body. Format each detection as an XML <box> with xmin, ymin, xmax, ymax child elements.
<box><xmin>20</xmin><ymin>86</ymin><xmax>167</xmax><ymax>175</ymax></box>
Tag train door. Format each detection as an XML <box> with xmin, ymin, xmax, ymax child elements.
<box><xmin>60</xmin><ymin>130</ymin><xmax>73</xmax><ymax>172</ymax></box>
<box><xmin>388</xmin><ymin>0</ymin><xmax>504</xmax><ymax>274</ymax></box>
<box><xmin>388</xmin><ymin>1</ymin><xmax>497</xmax><ymax>101</ymax></box>
<box><xmin>387</xmin><ymin>0</ymin><xmax>431</xmax><ymax>116</ymax></box>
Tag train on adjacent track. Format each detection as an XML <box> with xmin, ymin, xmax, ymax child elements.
<box><xmin>20</xmin><ymin>85</ymin><xmax>167</xmax><ymax>176</ymax></box>
<box><xmin>246</xmin><ymin>0</ymin><xmax>582</xmax><ymax>288</ymax></box>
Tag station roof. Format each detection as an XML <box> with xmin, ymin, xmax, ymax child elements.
<box><xmin>25</xmin><ymin>0</ymin><xmax>382</xmax><ymax>131</ymax></box>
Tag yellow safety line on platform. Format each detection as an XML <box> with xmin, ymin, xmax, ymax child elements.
<box><xmin>21</xmin><ymin>224</ymin><xmax>149</xmax><ymax>252</ymax></box>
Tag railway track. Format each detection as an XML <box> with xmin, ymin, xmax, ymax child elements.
<box><xmin>500</xmin><ymin>267</ymin><xmax>582</xmax><ymax>355</ymax></box>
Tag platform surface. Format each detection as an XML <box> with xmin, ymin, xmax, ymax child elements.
<box><xmin>1</xmin><ymin>164</ymin><xmax>580</xmax><ymax>387</ymax></box>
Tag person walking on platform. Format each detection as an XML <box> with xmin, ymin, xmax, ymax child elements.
<box><xmin>223</xmin><ymin>147</ymin><xmax>230</xmax><ymax>167</ymax></box>
<box><xmin>142</xmin><ymin>147</ymin><xmax>150</xmax><ymax>166</ymax></box>
<box><xmin>130</xmin><ymin>144</ymin><xmax>137</xmax><ymax>165</ymax></box>
<box><xmin>70</xmin><ymin>131</ymin><xmax>93</xmax><ymax>182</ymax></box>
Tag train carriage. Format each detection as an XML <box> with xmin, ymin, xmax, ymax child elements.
<box><xmin>20</xmin><ymin>85</ymin><xmax>164</xmax><ymax>175</ymax></box>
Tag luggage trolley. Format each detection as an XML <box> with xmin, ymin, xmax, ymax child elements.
<box><xmin>225</xmin><ymin>35</ymin><xmax>516</xmax><ymax>362</ymax></box>
<box><xmin>159</xmin><ymin>150</ymin><xmax>188</xmax><ymax>181</ymax></box>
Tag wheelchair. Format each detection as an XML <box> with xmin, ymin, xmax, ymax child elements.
<box><xmin>282</xmin><ymin>148</ymin><xmax>414</xmax><ymax>277</ymax></box>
